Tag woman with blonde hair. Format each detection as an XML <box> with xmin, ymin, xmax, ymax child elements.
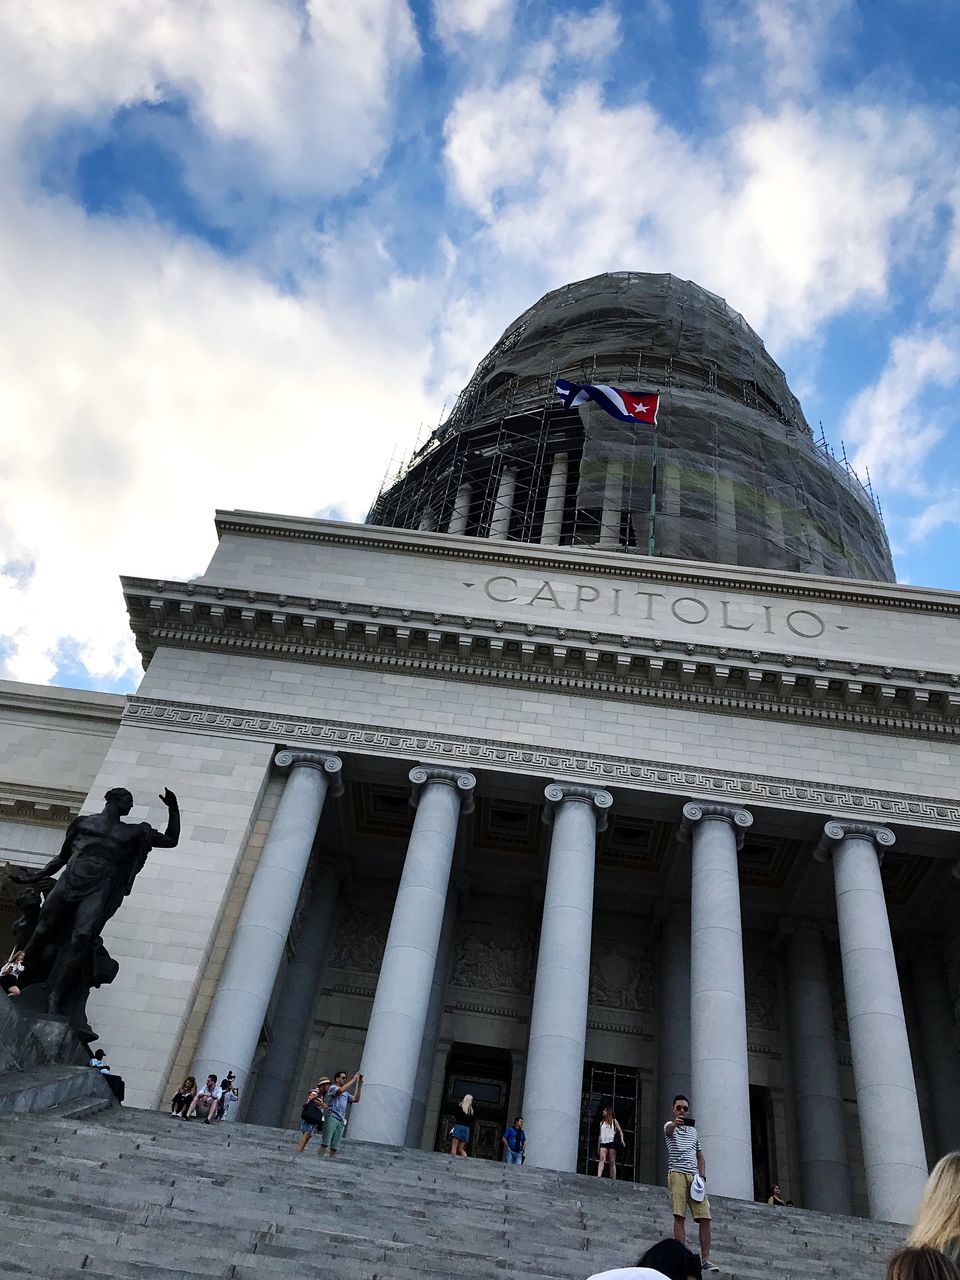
<box><xmin>908</xmin><ymin>1152</ymin><xmax>960</xmax><ymax>1263</ymax></box>
<box><xmin>597</xmin><ymin>1104</ymin><xmax>625</xmax><ymax>1180</ymax></box>
<box><xmin>449</xmin><ymin>1093</ymin><xmax>474</xmax><ymax>1158</ymax></box>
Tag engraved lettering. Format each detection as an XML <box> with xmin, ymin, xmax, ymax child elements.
<box><xmin>721</xmin><ymin>600</ymin><xmax>754</xmax><ymax>632</ymax></box>
<box><xmin>527</xmin><ymin>580</ymin><xmax>563</xmax><ymax>609</ymax></box>
<box><xmin>634</xmin><ymin>590</ymin><xmax>666</xmax><ymax>620</ymax></box>
<box><xmin>611</xmin><ymin>587</ymin><xmax>622</xmax><ymax>617</ymax></box>
<box><xmin>762</xmin><ymin>605</ymin><xmax>774</xmax><ymax>634</ymax></box>
<box><xmin>786</xmin><ymin>609</ymin><xmax>825</xmax><ymax>639</ymax></box>
<box><xmin>484</xmin><ymin>575</ymin><xmax>518</xmax><ymax>603</ymax></box>
<box><xmin>575</xmin><ymin>584</ymin><xmax>600</xmax><ymax>612</ymax></box>
<box><xmin>671</xmin><ymin>596</ymin><xmax>709</xmax><ymax>625</ymax></box>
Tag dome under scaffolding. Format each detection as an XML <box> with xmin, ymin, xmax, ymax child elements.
<box><xmin>367</xmin><ymin>272</ymin><xmax>894</xmax><ymax>583</ymax></box>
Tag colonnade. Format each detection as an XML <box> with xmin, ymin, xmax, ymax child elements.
<box><xmin>197</xmin><ymin>748</ymin><xmax>947</xmax><ymax>1225</ymax></box>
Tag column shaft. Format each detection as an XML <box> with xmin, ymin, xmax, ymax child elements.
<box><xmin>685</xmin><ymin>801</ymin><xmax>754</xmax><ymax>1200</ymax></box>
<box><xmin>541</xmin><ymin>453</ymin><xmax>568</xmax><ymax>544</ymax></box>
<box><xmin>657</xmin><ymin>908</ymin><xmax>692</xmax><ymax>1185</ymax></box>
<box><xmin>349</xmin><ymin>768</ymin><xmax>474</xmax><ymax>1147</ymax></box>
<box><xmin>524</xmin><ymin>783</ymin><xmax>612</xmax><ymax>1171</ymax></box>
<box><xmin>599</xmin><ymin>460</ymin><xmax>624</xmax><ymax>548</ymax></box>
<box><xmin>405</xmin><ymin>887</ymin><xmax>458</xmax><ymax>1147</ymax></box>
<box><xmin>192</xmin><ymin>751</ymin><xmax>342</xmax><ymax>1093</ymax></box>
<box><xmin>447</xmin><ymin>482</ymin><xmax>472</xmax><ymax>536</ymax></box>
<box><xmin>785</xmin><ymin>923</ymin><xmax>852</xmax><ymax>1213</ymax></box>
<box><xmin>821</xmin><ymin>822</ymin><xmax>928</xmax><ymax>1222</ymax></box>
<box><xmin>245</xmin><ymin>870</ymin><xmax>341</xmax><ymax>1127</ymax></box>
<box><xmin>489</xmin><ymin>467</ymin><xmax>517</xmax><ymax>539</ymax></box>
<box><xmin>909</xmin><ymin>940</ymin><xmax>960</xmax><ymax>1155</ymax></box>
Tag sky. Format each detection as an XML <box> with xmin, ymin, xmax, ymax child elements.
<box><xmin>1</xmin><ymin>0</ymin><xmax>959</xmax><ymax>693</ymax></box>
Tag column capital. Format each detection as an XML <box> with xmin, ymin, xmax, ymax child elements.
<box><xmin>679</xmin><ymin>799</ymin><xmax>753</xmax><ymax>850</ymax></box>
<box><xmin>409</xmin><ymin>764</ymin><xmax>477</xmax><ymax>814</ymax></box>
<box><xmin>542</xmin><ymin>781</ymin><xmax>613</xmax><ymax>832</ymax></box>
<box><xmin>275</xmin><ymin>748</ymin><xmax>344</xmax><ymax>797</ymax></box>
<box><xmin>813</xmin><ymin>819</ymin><xmax>895</xmax><ymax>864</ymax></box>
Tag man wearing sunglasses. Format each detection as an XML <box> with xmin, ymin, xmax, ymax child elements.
<box><xmin>664</xmin><ymin>1095</ymin><xmax>717</xmax><ymax>1272</ymax></box>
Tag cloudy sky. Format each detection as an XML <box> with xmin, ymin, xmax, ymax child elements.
<box><xmin>1</xmin><ymin>0</ymin><xmax>958</xmax><ymax>693</ymax></box>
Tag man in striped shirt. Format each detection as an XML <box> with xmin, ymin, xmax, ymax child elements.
<box><xmin>664</xmin><ymin>1094</ymin><xmax>718</xmax><ymax>1272</ymax></box>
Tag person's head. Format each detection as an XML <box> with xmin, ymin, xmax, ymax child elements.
<box><xmin>514</xmin><ymin>1116</ymin><xmax>523</xmax><ymax>1128</ymax></box>
<box><xmin>601</xmin><ymin>1104</ymin><xmax>615</xmax><ymax>1122</ymax></box>
<box><xmin>638</xmin><ymin>1238</ymin><xmax>703</xmax><ymax>1280</ymax></box>
<box><xmin>887</xmin><ymin>1247</ymin><xmax>960</xmax><ymax>1280</ymax></box>
<box><xmin>461</xmin><ymin>1093</ymin><xmax>474</xmax><ymax>1115</ymax></box>
<box><xmin>184</xmin><ymin>1076</ymin><xmax>196</xmax><ymax>1091</ymax></box>
<box><xmin>334</xmin><ymin>1070</ymin><xmax>348</xmax><ymax>1087</ymax></box>
<box><xmin>317</xmin><ymin>1076</ymin><xmax>331</xmax><ymax>1092</ymax></box>
<box><xmin>770</xmin><ymin>1184</ymin><xmax>781</xmax><ymax>1196</ymax></box>
<box><xmin>92</xmin><ymin>1049</ymin><xmax>105</xmax><ymax>1061</ymax></box>
<box><xmin>673</xmin><ymin>1095</ymin><xmax>690</xmax><ymax>1122</ymax></box>
<box><xmin>909</xmin><ymin>1152</ymin><xmax>960</xmax><ymax>1253</ymax></box>
<box><xmin>13</xmin><ymin>952</ymin><xmax>24</xmax><ymax>964</ymax></box>
<box><xmin>220</xmin><ymin>1079</ymin><xmax>231</xmax><ymax>1090</ymax></box>
<box><xmin>104</xmin><ymin>787</ymin><xmax>133</xmax><ymax>815</ymax></box>
<box><xmin>206</xmin><ymin>1074</ymin><xmax>217</xmax><ymax>1088</ymax></box>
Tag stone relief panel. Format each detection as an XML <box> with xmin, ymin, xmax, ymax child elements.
<box><xmin>828</xmin><ymin>942</ymin><xmax>850</xmax><ymax>1041</ymax></box>
<box><xmin>744</xmin><ymin>930</ymin><xmax>780</xmax><ymax>1032</ymax></box>
<box><xmin>450</xmin><ymin>902</ymin><xmax>536</xmax><ymax>995</ymax></box>
<box><xmin>328</xmin><ymin>884</ymin><xmax>390</xmax><ymax>976</ymax></box>
<box><xmin>588</xmin><ymin>914</ymin><xmax>655</xmax><ymax>1013</ymax></box>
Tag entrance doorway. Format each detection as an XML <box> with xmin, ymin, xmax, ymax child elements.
<box><xmin>750</xmin><ymin>1085</ymin><xmax>777</xmax><ymax>1201</ymax></box>
<box><xmin>578</xmin><ymin>1060</ymin><xmax>641</xmax><ymax>1182</ymax></box>
<box><xmin>434</xmin><ymin>1044</ymin><xmax>512</xmax><ymax>1161</ymax></box>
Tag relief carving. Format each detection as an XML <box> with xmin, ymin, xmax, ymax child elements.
<box><xmin>589</xmin><ymin>935</ymin><xmax>655</xmax><ymax>1013</ymax></box>
<box><xmin>450</xmin><ymin>916</ymin><xmax>535</xmax><ymax>995</ymax></box>
<box><xmin>329</xmin><ymin>899</ymin><xmax>388</xmax><ymax>975</ymax></box>
<box><xmin>744</xmin><ymin>932</ymin><xmax>780</xmax><ymax>1032</ymax></box>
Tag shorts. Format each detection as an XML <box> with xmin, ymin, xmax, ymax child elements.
<box><xmin>451</xmin><ymin>1124</ymin><xmax>470</xmax><ymax>1142</ymax></box>
<box><xmin>599</xmin><ymin>1142</ymin><xmax>618</xmax><ymax>1151</ymax></box>
<box><xmin>668</xmin><ymin>1170</ymin><xmax>711</xmax><ymax>1220</ymax></box>
<box><xmin>320</xmin><ymin>1112</ymin><xmax>346</xmax><ymax>1150</ymax></box>
<box><xmin>504</xmin><ymin>1150</ymin><xmax>522</xmax><ymax>1165</ymax></box>
<box><xmin>299</xmin><ymin>1119</ymin><xmax>319</xmax><ymax>1135</ymax></box>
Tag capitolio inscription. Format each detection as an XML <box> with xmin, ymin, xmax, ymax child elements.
<box><xmin>474</xmin><ymin>575</ymin><xmax>834</xmax><ymax>640</ymax></box>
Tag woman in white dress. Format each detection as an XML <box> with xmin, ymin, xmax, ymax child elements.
<box><xmin>597</xmin><ymin>1104</ymin><xmax>625</xmax><ymax>1179</ymax></box>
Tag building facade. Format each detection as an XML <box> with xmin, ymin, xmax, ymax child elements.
<box><xmin>1</xmin><ymin>276</ymin><xmax>959</xmax><ymax>1227</ymax></box>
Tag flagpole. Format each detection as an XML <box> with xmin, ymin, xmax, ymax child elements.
<box><xmin>647</xmin><ymin>419</ymin><xmax>658</xmax><ymax>557</ymax></box>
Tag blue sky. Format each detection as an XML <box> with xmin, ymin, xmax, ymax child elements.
<box><xmin>0</xmin><ymin>0</ymin><xmax>958</xmax><ymax>692</ymax></box>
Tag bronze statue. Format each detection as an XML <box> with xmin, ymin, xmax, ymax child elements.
<box><xmin>11</xmin><ymin>787</ymin><xmax>179</xmax><ymax>1039</ymax></box>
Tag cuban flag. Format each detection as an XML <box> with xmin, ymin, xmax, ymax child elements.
<box><xmin>555</xmin><ymin>378</ymin><xmax>660</xmax><ymax>426</ymax></box>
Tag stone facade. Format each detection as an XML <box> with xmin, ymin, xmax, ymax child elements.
<box><xmin>1</xmin><ymin>517</ymin><xmax>958</xmax><ymax>1224</ymax></box>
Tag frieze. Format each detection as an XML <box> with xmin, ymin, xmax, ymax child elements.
<box><xmin>588</xmin><ymin>932</ymin><xmax>655</xmax><ymax>1013</ymax></box>
<box><xmin>328</xmin><ymin>899</ymin><xmax>388</xmax><ymax>975</ymax></box>
<box><xmin>744</xmin><ymin>932</ymin><xmax>781</xmax><ymax>1032</ymax></box>
<box><xmin>123</xmin><ymin>695</ymin><xmax>960</xmax><ymax>831</ymax></box>
<box><xmin>450</xmin><ymin>914</ymin><xmax>535</xmax><ymax>995</ymax></box>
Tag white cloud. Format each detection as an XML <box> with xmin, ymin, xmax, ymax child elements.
<box><xmin>0</xmin><ymin>191</ymin><xmax>439</xmax><ymax>685</ymax></box>
<box><xmin>433</xmin><ymin>0</ymin><xmax>515</xmax><ymax>47</ymax></box>
<box><xmin>0</xmin><ymin>0</ymin><xmax>420</xmax><ymax>197</ymax></box>
<box><xmin>554</xmin><ymin>4</ymin><xmax>621</xmax><ymax>62</ymax></box>
<box><xmin>908</xmin><ymin>497</ymin><xmax>960</xmax><ymax>542</ymax></box>
<box><xmin>842</xmin><ymin>329</ymin><xmax>960</xmax><ymax>491</ymax></box>
<box><xmin>443</xmin><ymin>74</ymin><xmax>948</xmax><ymax>348</ymax></box>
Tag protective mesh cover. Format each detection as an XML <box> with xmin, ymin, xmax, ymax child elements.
<box><xmin>373</xmin><ymin>272</ymin><xmax>893</xmax><ymax>582</ymax></box>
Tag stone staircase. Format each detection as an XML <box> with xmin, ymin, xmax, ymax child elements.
<box><xmin>0</xmin><ymin>1100</ymin><xmax>906</xmax><ymax>1280</ymax></box>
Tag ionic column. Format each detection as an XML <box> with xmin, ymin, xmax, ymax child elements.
<box><xmin>489</xmin><ymin>467</ymin><xmax>517</xmax><ymax>539</ymax></box>
<box><xmin>447</xmin><ymin>482</ymin><xmax>472</xmax><ymax>536</ymax></box>
<box><xmin>656</xmin><ymin>904</ymin><xmax>692</xmax><ymax>1185</ymax></box>
<box><xmin>782</xmin><ymin>918</ymin><xmax>852</xmax><ymax>1214</ymax></box>
<box><xmin>541</xmin><ymin>453</ymin><xmax>568</xmax><ymax>544</ymax></box>
<box><xmin>599</xmin><ymin>460</ymin><xmax>624</xmax><ymax>548</ymax></box>
<box><xmin>244</xmin><ymin>864</ymin><xmax>343</xmax><ymax>1127</ymax></box>
<box><xmin>523</xmin><ymin>782</ymin><xmax>613</xmax><ymax>1171</ymax></box>
<box><xmin>815</xmin><ymin>820</ymin><xmax>927</xmax><ymax>1223</ymax></box>
<box><xmin>680</xmin><ymin>799</ymin><xmax>754</xmax><ymax>1200</ymax></box>
<box><xmin>418</xmin><ymin>508</ymin><xmax>437</xmax><ymax>532</ymax></box>
<box><xmin>404</xmin><ymin>882</ymin><xmax>460</xmax><ymax>1147</ymax></box>
<box><xmin>193</xmin><ymin>749</ymin><xmax>343</xmax><ymax>1093</ymax></box>
<box><xmin>349</xmin><ymin>765</ymin><xmax>475</xmax><ymax>1146</ymax></box>
<box><xmin>905</xmin><ymin>935</ymin><xmax>960</xmax><ymax>1156</ymax></box>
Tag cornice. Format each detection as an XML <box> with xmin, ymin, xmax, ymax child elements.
<box><xmin>0</xmin><ymin>679</ymin><xmax>125</xmax><ymax>729</ymax></box>
<box><xmin>0</xmin><ymin>783</ymin><xmax>85</xmax><ymax>825</ymax></box>
<box><xmin>121</xmin><ymin>695</ymin><xmax>960</xmax><ymax>832</ymax></box>
<box><xmin>121</xmin><ymin>579</ymin><xmax>960</xmax><ymax>740</ymax></box>
<box><xmin>212</xmin><ymin>510</ymin><xmax>960</xmax><ymax>617</ymax></box>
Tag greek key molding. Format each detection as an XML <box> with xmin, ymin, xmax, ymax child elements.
<box><xmin>122</xmin><ymin>694</ymin><xmax>960</xmax><ymax>831</ymax></box>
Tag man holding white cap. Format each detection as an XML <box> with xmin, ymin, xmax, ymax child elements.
<box><xmin>664</xmin><ymin>1095</ymin><xmax>717</xmax><ymax>1272</ymax></box>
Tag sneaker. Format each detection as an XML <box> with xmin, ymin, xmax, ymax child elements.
<box><xmin>701</xmin><ymin>1260</ymin><xmax>720</xmax><ymax>1272</ymax></box>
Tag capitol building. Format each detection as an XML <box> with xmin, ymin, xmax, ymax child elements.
<box><xmin>1</xmin><ymin>273</ymin><xmax>958</xmax><ymax>1226</ymax></box>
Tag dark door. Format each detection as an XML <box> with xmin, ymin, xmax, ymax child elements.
<box><xmin>434</xmin><ymin>1044</ymin><xmax>511</xmax><ymax>1161</ymax></box>
<box><xmin>750</xmin><ymin>1084</ymin><xmax>776</xmax><ymax>1201</ymax></box>
<box><xmin>578</xmin><ymin>1061</ymin><xmax>641</xmax><ymax>1182</ymax></box>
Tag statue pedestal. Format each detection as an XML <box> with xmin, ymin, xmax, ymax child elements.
<box><xmin>0</xmin><ymin>997</ymin><xmax>89</xmax><ymax>1071</ymax></box>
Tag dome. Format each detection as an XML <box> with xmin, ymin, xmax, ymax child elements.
<box><xmin>368</xmin><ymin>272</ymin><xmax>894</xmax><ymax>583</ymax></box>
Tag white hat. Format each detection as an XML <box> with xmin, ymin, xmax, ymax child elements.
<box><xmin>690</xmin><ymin>1174</ymin><xmax>707</xmax><ymax>1202</ymax></box>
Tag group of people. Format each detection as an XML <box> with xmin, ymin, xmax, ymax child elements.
<box><xmin>295</xmin><ymin>1069</ymin><xmax>363</xmax><ymax>1157</ymax></box>
<box><xmin>170</xmin><ymin>1072</ymin><xmax>238</xmax><ymax>1123</ymax></box>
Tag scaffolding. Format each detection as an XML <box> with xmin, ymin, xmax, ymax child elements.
<box><xmin>367</xmin><ymin>273</ymin><xmax>894</xmax><ymax>583</ymax></box>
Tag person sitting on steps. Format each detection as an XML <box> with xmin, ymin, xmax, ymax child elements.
<box><xmin>183</xmin><ymin>1074</ymin><xmax>221</xmax><ymax>1122</ymax></box>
